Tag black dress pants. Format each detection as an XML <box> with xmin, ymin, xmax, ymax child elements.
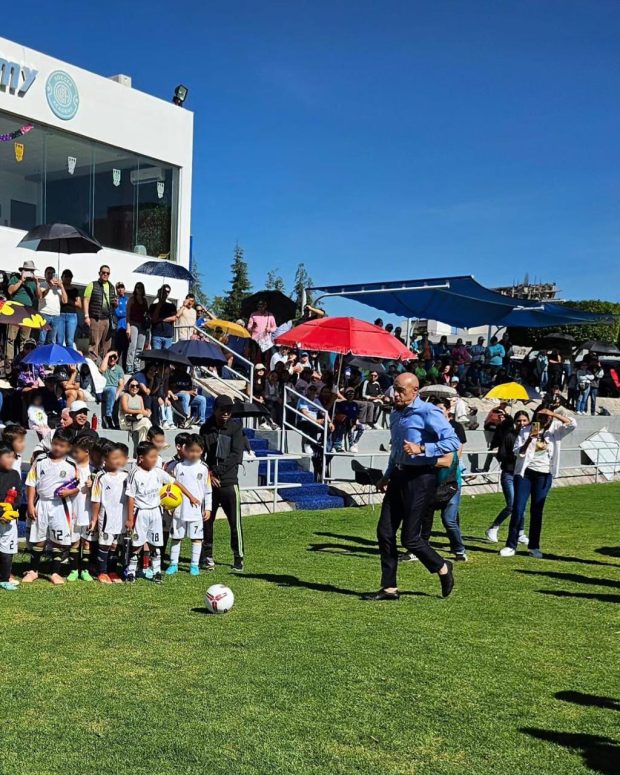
<box><xmin>377</xmin><ymin>467</ymin><xmax>444</xmax><ymax>589</ymax></box>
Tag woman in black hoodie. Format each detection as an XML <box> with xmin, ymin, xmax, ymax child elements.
<box><xmin>485</xmin><ymin>411</ymin><xmax>530</xmax><ymax>543</ymax></box>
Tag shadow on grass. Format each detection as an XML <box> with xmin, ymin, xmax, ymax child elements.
<box><xmin>516</xmin><ymin>569</ymin><xmax>620</xmax><ymax>589</ymax></box>
<box><xmin>308</xmin><ymin>542</ymin><xmax>379</xmax><ymax>558</ymax></box>
<box><xmin>521</xmin><ymin>728</ymin><xmax>619</xmax><ymax>775</ymax></box>
<box><xmin>538</xmin><ymin>589</ymin><xmax>620</xmax><ymax>603</ymax></box>
<box><xmin>556</xmin><ymin>690</ymin><xmax>620</xmax><ymax>712</ymax></box>
<box><xmin>239</xmin><ymin>572</ymin><xmax>431</xmax><ymax>598</ymax></box>
<box><xmin>595</xmin><ymin>546</ymin><xmax>620</xmax><ymax>558</ymax></box>
<box><xmin>535</xmin><ymin>552</ymin><xmax>620</xmax><ymax>569</ymax></box>
<box><xmin>314</xmin><ymin>531</ymin><xmax>376</xmax><ymax>546</ymax></box>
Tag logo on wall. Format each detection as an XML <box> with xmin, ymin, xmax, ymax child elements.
<box><xmin>112</xmin><ymin>168</ymin><xmax>121</xmax><ymax>187</ymax></box>
<box><xmin>46</xmin><ymin>70</ymin><xmax>79</xmax><ymax>120</ymax></box>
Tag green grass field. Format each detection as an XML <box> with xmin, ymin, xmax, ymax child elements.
<box><xmin>1</xmin><ymin>483</ymin><xmax>618</xmax><ymax>775</ymax></box>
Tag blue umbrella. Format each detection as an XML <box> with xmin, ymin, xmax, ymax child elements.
<box><xmin>23</xmin><ymin>344</ymin><xmax>85</xmax><ymax>366</ymax></box>
<box><xmin>169</xmin><ymin>339</ymin><xmax>226</xmax><ymax>366</ymax></box>
<box><xmin>135</xmin><ymin>260</ymin><xmax>194</xmax><ymax>283</ymax></box>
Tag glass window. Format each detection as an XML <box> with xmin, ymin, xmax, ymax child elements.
<box><xmin>0</xmin><ymin>112</ymin><xmax>43</xmax><ymax>230</ymax></box>
<box><xmin>0</xmin><ymin>109</ymin><xmax>179</xmax><ymax>261</ymax></box>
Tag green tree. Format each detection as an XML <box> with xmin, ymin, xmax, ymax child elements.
<box><xmin>265</xmin><ymin>270</ymin><xmax>286</xmax><ymax>293</ymax></box>
<box><xmin>293</xmin><ymin>263</ymin><xmax>316</xmax><ymax>315</ymax></box>
<box><xmin>221</xmin><ymin>243</ymin><xmax>252</xmax><ymax>321</ymax></box>
<box><xmin>190</xmin><ymin>265</ymin><xmax>210</xmax><ymax>308</ymax></box>
<box><xmin>508</xmin><ymin>299</ymin><xmax>620</xmax><ymax>347</ymax></box>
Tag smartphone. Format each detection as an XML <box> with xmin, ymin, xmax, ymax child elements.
<box><xmin>531</xmin><ymin>422</ymin><xmax>541</xmax><ymax>435</ymax></box>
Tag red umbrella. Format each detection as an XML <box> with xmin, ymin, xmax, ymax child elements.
<box><xmin>275</xmin><ymin>317</ymin><xmax>414</xmax><ymax>360</ymax></box>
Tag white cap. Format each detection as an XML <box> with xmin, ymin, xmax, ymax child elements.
<box><xmin>70</xmin><ymin>400</ymin><xmax>89</xmax><ymax>413</ymax></box>
<box><xmin>450</xmin><ymin>376</ymin><xmax>460</xmax><ymax>383</ymax></box>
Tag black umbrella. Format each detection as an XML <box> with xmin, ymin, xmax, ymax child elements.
<box><xmin>581</xmin><ymin>340</ymin><xmax>620</xmax><ymax>356</ymax></box>
<box><xmin>541</xmin><ymin>333</ymin><xmax>576</xmax><ymax>350</ymax></box>
<box><xmin>241</xmin><ymin>290</ymin><xmax>297</xmax><ymax>326</ymax></box>
<box><xmin>230</xmin><ymin>400</ymin><xmax>270</xmax><ymax>418</ymax></box>
<box><xmin>17</xmin><ymin>223</ymin><xmax>102</xmax><ymax>272</ymax></box>
<box><xmin>135</xmin><ymin>260</ymin><xmax>194</xmax><ymax>283</ymax></box>
<box><xmin>138</xmin><ymin>348</ymin><xmax>192</xmax><ymax>367</ymax></box>
<box><xmin>170</xmin><ymin>339</ymin><xmax>226</xmax><ymax>366</ymax></box>
<box><xmin>346</xmin><ymin>356</ymin><xmax>387</xmax><ymax>372</ymax></box>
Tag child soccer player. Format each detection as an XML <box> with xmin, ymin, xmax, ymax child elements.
<box><xmin>90</xmin><ymin>443</ymin><xmax>129</xmax><ymax>584</ymax></box>
<box><xmin>67</xmin><ymin>436</ymin><xmax>95</xmax><ymax>582</ymax></box>
<box><xmin>125</xmin><ymin>441</ymin><xmax>199</xmax><ymax>583</ymax></box>
<box><xmin>147</xmin><ymin>425</ymin><xmax>167</xmax><ymax>468</ymax></box>
<box><xmin>161</xmin><ymin>431</ymin><xmax>191</xmax><ymax>558</ymax></box>
<box><xmin>165</xmin><ymin>434</ymin><xmax>212</xmax><ymax>576</ymax></box>
<box><xmin>2</xmin><ymin>425</ymin><xmax>26</xmax><ymax>474</ymax></box>
<box><xmin>23</xmin><ymin>428</ymin><xmax>77</xmax><ymax>585</ymax></box>
<box><xmin>0</xmin><ymin>446</ymin><xmax>24</xmax><ymax>591</ymax></box>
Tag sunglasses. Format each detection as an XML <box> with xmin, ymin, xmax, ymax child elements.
<box><xmin>100</xmin><ymin>271</ymin><xmax>110</xmax><ymax>276</ymax></box>
<box><xmin>129</xmin><ymin>383</ymin><xmax>139</xmax><ymax>389</ymax></box>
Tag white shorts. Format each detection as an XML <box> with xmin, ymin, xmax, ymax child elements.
<box><xmin>30</xmin><ymin>500</ymin><xmax>72</xmax><ymax>546</ymax></box>
<box><xmin>71</xmin><ymin>518</ymin><xmax>93</xmax><ymax>544</ymax></box>
<box><xmin>132</xmin><ymin>507</ymin><xmax>164</xmax><ymax>548</ymax></box>
<box><xmin>98</xmin><ymin>530</ymin><xmax>120</xmax><ymax>547</ymax></box>
<box><xmin>170</xmin><ymin>517</ymin><xmax>204</xmax><ymax>541</ymax></box>
<box><xmin>0</xmin><ymin>520</ymin><xmax>18</xmax><ymax>555</ymax></box>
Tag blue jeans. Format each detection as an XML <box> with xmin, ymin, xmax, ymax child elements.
<box><xmin>178</xmin><ymin>392</ymin><xmax>207</xmax><ymax>424</ymax></box>
<box><xmin>439</xmin><ymin>489</ymin><xmax>466</xmax><ymax>555</ymax></box>
<box><xmin>102</xmin><ymin>386</ymin><xmax>117</xmax><ymax>418</ymax></box>
<box><xmin>330</xmin><ymin>420</ymin><xmax>364</xmax><ymax>450</ymax></box>
<box><xmin>493</xmin><ymin>470</ymin><xmax>515</xmax><ymax>526</ymax></box>
<box><xmin>152</xmin><ymin>335</ymin><xmax>173</xmax><ymax>350</ymax></box>
<box><xmin>576</xmin><ymin>388</ymin><xmax>590</xmax><ymax>413</ymax></box>
<box><xmin>588</xmin><ymin>388</ymin><xmax>598</xmax><ymax>415</ymax></box>
<box><xmin>57</xmin><ymin>312</ymin><xmax>78</xmax><ymax>348</ymax></box>
<box><xmin>506</xmin><ymin>470</ymin><xmax>553</xmax><ymax>550</ymax></box>
<box><xmin>39</xmin><ymin>315</ymin><xmax>60</xmax><ymax>345</ymax></box>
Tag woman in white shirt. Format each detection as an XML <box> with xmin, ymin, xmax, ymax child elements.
<box><xmin>500</xmin><ymin>407</ymin><xmax>576</xmax><ymax>559</ymax></box>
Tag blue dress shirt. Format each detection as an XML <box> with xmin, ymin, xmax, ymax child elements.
<box><xmin>385</xmin><ymin>397</ymin><xmax>460</xmax><ymax>477</ymax></box>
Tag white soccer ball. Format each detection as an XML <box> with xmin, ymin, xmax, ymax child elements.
<box><xmin>205</xmin><ymin>583</ymin><xmax>235</xmax><ymax>614</ymax></box>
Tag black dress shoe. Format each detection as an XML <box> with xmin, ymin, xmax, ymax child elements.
<box><xmin>439</xmin><ymin>561</ymin><xmax>454</xmax><ymax>598</ymax></box>
<box><xmin>368</xmin><ymin>589</ymin><xmax>400</xmax><ymax>601</ymax></box>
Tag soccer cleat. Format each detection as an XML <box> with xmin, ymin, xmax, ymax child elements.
<box><xmin>80</xmin><ymin>569</ymin><xmax>94</xmax><ymax>582</ymax></box>
<box><xmin>22</xmin><ymin>570</ymin><xmax>38</xmax><ymax>583</ymax></box>
<box><xmin>144</xmin><ymin>568</ymin><xmax>154</xmax><ymax>580</ymax></box>
<box><xmin>499</xmin><ymin>547</ymin><xmax>516</xmax><ymax>557</ymax></box>
<box><xmin>232</xmin><ymin>557</ymin><xmax>244</xmax><ymax>573</ymax></box>
<box><xmin>485</xmin><ymin>526</ymin><xmax>499</xmax><ymax>543</ymax></box>
<box><xmin>66</xmin><ymin>569</ymin><xmax>80</xmax><ymax>582</ymax></box>
<box><xmin>125</xmin><ymin>573</ymin><xmax>136</xmax><ymax>584</ymax></box>
<box><xmin>0</xmin><ymin>581</ymin><xmax>18</xmax><ymax>591</ymax></box>
<box><xmin>189</xmin><ymin>564</ymin><xmax>200</xmax><ymax>576</ymax></box>
<box><xmin>204</xmin><ymin>556</ymin><xmax>215</xmax><ymax>571</ymax></box>
<box><xmin>152</xmin><ymin>572</ymin><xmax>163</xmax><ymax>584</ymax></box>
<box><xmin>528</xmin><ymin>549</ymin><xmax>544</xmax><ymax>559</ymax></box>
<box><xmin>98</xmin><ymin>573</ymin><xmax>113</xmax><ymax>584</ymax></box>
<box><xmin>368</xmin><ymin>589</ymin><xmax>400</xmax><ymax>601</ymax></box>
<box><xmin>398</xmin><ymin>552</ymin><xmax>418</xmax><ymax>563</ymax></box>
<box><xmin>454</xmin><ymin>552</ymin><xmax>468</xmax><ymax>562</ymax></box>
<box><xmin>165</xmin><ymin>564</ymin><xmax>179</xmax><ymax>576</ymax></box>
<box><xmin>50</xmin><ymin>573</ymin><xmax>65</xmax><ymax>586</ymax></box>
<box><xmin>439</xmin><ymin>561</ymin><xmax>454</xmax><ymax>598</ymax></box>
<box><xmin>9</xmin><ymin>576</ymin><xmax>20</xmax><ymax>586</ymax></box>
<box><xmin>518</xmin><ymin>532</ymin><xmax>530</xmax><ymax>546</ymax></box>
<box><xmin>108</xmin><ymin>573</ymin><xmax>123</xmax><ymax>584</ymax></box>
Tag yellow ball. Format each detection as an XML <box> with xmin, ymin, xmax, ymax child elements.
<box><xmin>160</xmin><ymin>483</ymin><xmax>183</xmax><ymax>511</ymax></box>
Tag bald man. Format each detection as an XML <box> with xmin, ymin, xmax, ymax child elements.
<box><xmin>373</xmin><ymin>373</ymin><xmax>459</xmax><ymax>600</ymax></box>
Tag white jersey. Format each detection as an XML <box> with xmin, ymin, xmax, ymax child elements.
<box><xmin>12</xmin><ymin>454</ymin><xmax>22</xmax><ymax>474</ymax></box>
<box><xmin>126</xmin><ymin>466</ymin><xmax>173</xmax><ymax>510</ymax></box>
<box><xmin>74</xmin><ymin>463</ymin><xmax>93</xmax><ymax>527</ymax></box>
<box><xmin>26</xmin><ymin>455</ymin><xmax>77</xmax><ymax>501</ymax></box>
<box><xmin>91</xmin><ymin>470</ymin><xmax>128</xmax><ymax>535</ymax></box>
<box><xmin>167</xmin><ymin>459</ymin><xmax>212</xmax><ymax>520</ymax></box>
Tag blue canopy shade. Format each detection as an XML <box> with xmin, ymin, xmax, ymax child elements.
<box><xmin>309</xmin><ymin>275</ymin><xmax>611</xmax><ymax>329</ymax></box>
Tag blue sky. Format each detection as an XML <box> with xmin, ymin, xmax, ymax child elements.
<box><xmin>5</xmin><ymin>1</ymin><xmax>620</xmax><ymax>317</ymax></box>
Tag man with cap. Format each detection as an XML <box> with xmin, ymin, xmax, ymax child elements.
<box><xmin>200</xmin><ymin>395</ymin><xmax>245</xmax><ymax>572</ymax></box>
<box><xmin>66</xmin><ymin>400</ymin><xmax>99</xmax><ymax>441</ymax></box>
<box><xmin>7</xmin><ymin>260</ymin><xmax>43</xmax><ymax>364</ymax></box>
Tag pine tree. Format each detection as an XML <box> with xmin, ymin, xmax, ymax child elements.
<box><xmin>222</xmin><ymin>243</ymin><xmax>252</xmax><ymax>321</ymax></box>
<box><xmin>293</xmin><ymin>262</ymin><xmax>315</xmax><ymax>315</ymax></box>
<box><xmin>265</xmin><ymin>270</ymin><xmax>286</xmax><ymax>293</ymax></box>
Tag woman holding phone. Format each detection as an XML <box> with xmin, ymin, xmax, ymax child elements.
<box><xmin>500</xmin><ymin>407</ymin><xmax>576</xmax><ymax>559</ymax></box>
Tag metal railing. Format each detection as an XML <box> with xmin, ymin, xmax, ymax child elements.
<box><xmin>281</xmin><ymin>384</ymin><xmax>329</xmax><ymax>481</ymax></box>
<box><xmin>243</xmin><ymin>452</ymin><xmax>306</xmax><ymax>511</ymax></box>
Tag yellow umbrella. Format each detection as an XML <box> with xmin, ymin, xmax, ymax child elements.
<box><xmin>204</xmin><ymin>319</ymin><xmax>250</xmax><ymax>338</ymax></box>
<box><xmin>485</xmin><ymin>382</ymin><xmax>530</xmax><ymax>401</ymax></box>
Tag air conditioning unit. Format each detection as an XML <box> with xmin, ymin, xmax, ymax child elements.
<box><xmin>130</xmin><ymin>167</ymin><xmax>165</xmax><ymax>185</ymax></box>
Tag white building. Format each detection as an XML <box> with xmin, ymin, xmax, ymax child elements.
<box><xmin>0</xmin><ymin>36</ymin><xmax>193</xmax><ymax>300</ymax></box>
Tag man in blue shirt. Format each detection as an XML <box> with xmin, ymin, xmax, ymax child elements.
<box><xmin>113</xmin><ymin>282</ymin><xmax>128</xmax><ymax>369</ymax></box>
<box><xmin>373</xmin><ymin>373</ymin><xmax>459</xmax><ymax>600</ymax></box>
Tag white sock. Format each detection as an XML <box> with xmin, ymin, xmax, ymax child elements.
<box><xmin>191</xmin><ymin>543</ymin><xmax>201</xmax><ymax>566</ymax></box>
<box><xmin>170</xmin><ymin>542</ymin><xmax>181</xmax><ymax>565</ymax></box>
<box><xmin>151</xmin><ymin>549</ymin><xmax>161</xmax><ymax>574</ymax></box>
<box><xmin>128</xmin><ymin>555</ymin><xmax>138</xmax><ymax>575</ymax></box>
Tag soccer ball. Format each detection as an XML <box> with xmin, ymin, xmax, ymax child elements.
<box><xmin>160</xmin><ymin>483</ymin><xmax>183</xmax><ymax>511</ymax></box>
<box><xmin>205</xmin><ymin>583</ymin><xmax>235</xmax><ymax>614</ymax></box>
